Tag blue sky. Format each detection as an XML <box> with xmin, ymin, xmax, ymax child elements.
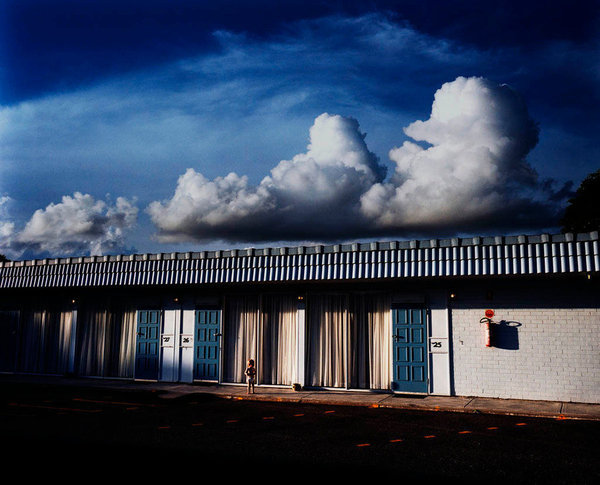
<box><xmin>1</xmin><ymin>0</ymin><xmax>599</xmax><ymax>258</ymax></box>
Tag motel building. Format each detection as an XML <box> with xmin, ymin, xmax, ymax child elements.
<box><xmin>1</xmin><ymin>231</ymin><xmax>599</xmax><ymax>404</ymax></box>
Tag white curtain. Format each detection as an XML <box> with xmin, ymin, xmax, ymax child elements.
<box><xmin>77</xmin><ymin>308</ymin><xmax>107</xmax><ymax>376</ymax></box>
<box><xmin>55</xmin><ymin>311</ymin><xmax>73</xmax><ymax>374</ymax></box>
<box><xmin>117</xmin><ymin>310</ymin><xmax>136</xmax><ymax>378</ymax></box>
<box><xmin>307</xmin><ymin>294</ymin><xmax>348</xmax><ymax>388</ymax></box>
<box><xmin>349</xmin><ymin>297</ymin><xmax>368</xmax><ymax>389</ymax></box>
<box><xmin>349</xmin><ymin>294</ymin><xmax>391</xmax><ymax>389</ymax></box>
<box><xmin>223</xmin><ymin>295</ymin><xmax>259</xmax><ymax>383</ymax></box>
<box><xmin>307</xmin><ymin>293</ymin><xmax>391</xmax><ymax>390</ymax></box>
<box><xmin>77</xmin><ymin>306</ymin><xmax>136</xmax><ymax>378</ymax></box>
<box><xmin>0</xmin><ymin>311</ymin><xmax>20</xmax><ymax>372</ymax></box>
<box><xmin>260</xmin><ymin>295</ymin><xmax>297</xmax><ymax>385</ymax></box>
<box><xmin>17</xmin><ymin>308</ymin><xmax>72</xmax><ymax>374</ymax></box>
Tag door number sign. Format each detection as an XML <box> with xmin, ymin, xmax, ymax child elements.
<box><xmin>180</xmin><ymin>334</ymin><xmax>193</xmax><ymax>348</ymax></box>
<box><xmin>429</xmin><ymin>337</ymin><xmax>448</xmax><ymax>353</ymax></box>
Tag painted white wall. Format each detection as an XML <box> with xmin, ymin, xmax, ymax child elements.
<box><xmin>179</xmin><ymin>306</ymin><xmax>195</xmax><ymax>383</ymax></box>
<box><xmin>426</xmin><ymin>289</ymin><xmax>451</xmax><ymax>396</ymax></box>
<box><xmin>160</xmin><ymin>305</ymin><xmax>181</xmax><ymax>382</ymax></box>
<box><xmin>296</xmin><ymin>301</ymin><xmax>306</xmax><ymax>387</ymax></box>
<box><xmin>451</xmin><ymin>284</ymin><xmax>600</xmax><ymax>403</ymax></box>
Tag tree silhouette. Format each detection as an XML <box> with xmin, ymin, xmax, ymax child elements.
<box><xmin>560</xmin><ymin>168</ymin><xmax>600</xmax><ymax>233</ymax></box>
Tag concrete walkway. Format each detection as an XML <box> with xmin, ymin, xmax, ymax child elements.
<box><xmin>3</xmin><ymin>374</ymin><xmax>599</xmax><ymax>421</ymax></box>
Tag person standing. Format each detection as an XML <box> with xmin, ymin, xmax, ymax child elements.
<box><xmin>245</xmin><ymin>358</ymin><xmax>256</xmax><ymax>394</ymax></box>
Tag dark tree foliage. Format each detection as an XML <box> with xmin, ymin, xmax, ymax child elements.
<box><xmin>0</xmin><ymin>254</ymin><xmax>8</xmax><ymax>262</ymax></box>
<box><xmin>560</xmin><ymin>168</ymin><xmax>600</xmax><ymax>233</ymax></box>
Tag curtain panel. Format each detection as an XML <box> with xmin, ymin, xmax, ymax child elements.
<box><xmin>223</xmin><ymin>294</ymin><xmax>298</xmax><ymax>385</ymax></box>
<box><xmin>349</xmin><ymin>294</ymin><xmax>391</xmax><ymax>389</ymax></box>
<box><xmin>16</xmin><ymin>308</ymin><xmax>73</xmax><ymax>375</ymax></box>
<box><xmin>0</xmin><ymin>311</ymin><xmax>20</xmax><ymax>372</ymax></box>
<box><xmin>307</xmin><ymin>293</ymin><xmax>391</xmax><ymax>389</ymax></box>
<box><xmin>307</xmin><ymin>294</ymin><xmax>348</xmax><ymax>388</ymax></box>
<box><xmin>76</xmin><ymin>306</ymin><xmax>136</xmax><ymax>378</ymax></box>
<box><xmin>259</xmin><ymin>295</ymin><xmax>298</xmax><ymax>385</ymax></box>
<box><xmin>223</xmin><ymin>295</ymin><xmax>259</xmax><ymax>383</ymax></box>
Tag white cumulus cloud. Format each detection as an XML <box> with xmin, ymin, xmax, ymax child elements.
<box><xmin>147</xmin><ymin>113</ymin><xmax>386</xmax><ymax>242</ymax></box>
<box><xmin>2</xmin><ymin>193</ymin><xmax>138</xmax><ymax>258</ymax></box>
<box><xmin>148</xmin><ymin>77</ymin><xmax>564</xmax><ymax>245</ymax></box>
<box><xmin>360</xmin><ymin>76</ymin><xmax>560</xmax><ymax>232</ymax></box>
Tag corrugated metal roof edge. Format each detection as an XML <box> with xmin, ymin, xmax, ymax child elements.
<box><xmin>0</xmin><ymin>230</ymin><xmax>598</xmax><ymax>268</ymax></box>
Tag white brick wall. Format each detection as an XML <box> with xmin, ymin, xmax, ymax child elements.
<box><xmin>451</xmin><ymin>282</ymin><xmax>600</xmax><ymax>403</ymax></box>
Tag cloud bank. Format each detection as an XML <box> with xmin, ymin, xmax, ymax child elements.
<box><xmin>148</xmin><ymin>76</ymin><xmax>565</xmax><ymax>244</ymax></box>
<box><xmin>0</xmin><ymin>75</ymin><xmax>570</xmax><ymax>258</ymax></box>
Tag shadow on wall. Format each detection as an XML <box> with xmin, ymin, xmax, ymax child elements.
<box><xmin>492</xmin><ymin>320</ymin><xmax>522</xmax><ymax>350</ymax></box>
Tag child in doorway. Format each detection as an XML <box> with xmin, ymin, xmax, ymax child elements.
<box><xmin>245</xmin><ymin>358</ymin><xmax>256</xmax><ymax>394</ymax></box>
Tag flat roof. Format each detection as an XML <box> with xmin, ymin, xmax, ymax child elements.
<box><xmin>0</xmin><ymin>231</ymin><xmax>598</xmax><ymax>289</ymax></box>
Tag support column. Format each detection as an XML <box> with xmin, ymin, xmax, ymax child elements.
<box><xmin>296</xmin><ymin>297</ymin><xmax>306</xmax><ymax>387</ymax></box>
<box><xmin>160</xmin><ymin>300</ymin><xmax>181</xmax><ymax>382</ymax></box>
<box><xmin>68</xmin><ymin>306</ymin><xmax>78</xmax><ymax>375</ymax></box>
<box><xmin>426</xmin><ymin>289</ymin><xmax>451</xmax><ymax>395</ymax></box>
<box><xmin>179</xmin><ymin>303</ymin><xmax>195</xmax><ymax>383</ymax></box>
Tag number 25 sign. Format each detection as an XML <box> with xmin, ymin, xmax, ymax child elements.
<box><xmin>429</xmin><ymin>337</ymin><xmax>447</xmax><ymax>353</ymax></box>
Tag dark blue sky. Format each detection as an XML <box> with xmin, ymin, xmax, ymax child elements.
<box><xmin>3</xmin><ymin>1</ymin><xmax>598</xmax><ymax>100</ymax></box>
<box><xmin>1</xmin><ymin>0</ymin><xmax>598</xmax><ymax>258</ymax></box>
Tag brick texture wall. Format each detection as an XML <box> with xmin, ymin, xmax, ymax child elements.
<box><xmin>450</xmin><ymin>280</ymin><xmax>600</xmax><ymax>403</ymax></box>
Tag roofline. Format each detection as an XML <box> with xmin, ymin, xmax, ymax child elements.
<box><xmin>0</xmin><ymin>231</ymin><xmax>598</xmax><ymax>268</ymax></box>
<box><xmin>1</xmin><ymin>230</ymin><xmax>598</xmax><ymax>290</ymax></box>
